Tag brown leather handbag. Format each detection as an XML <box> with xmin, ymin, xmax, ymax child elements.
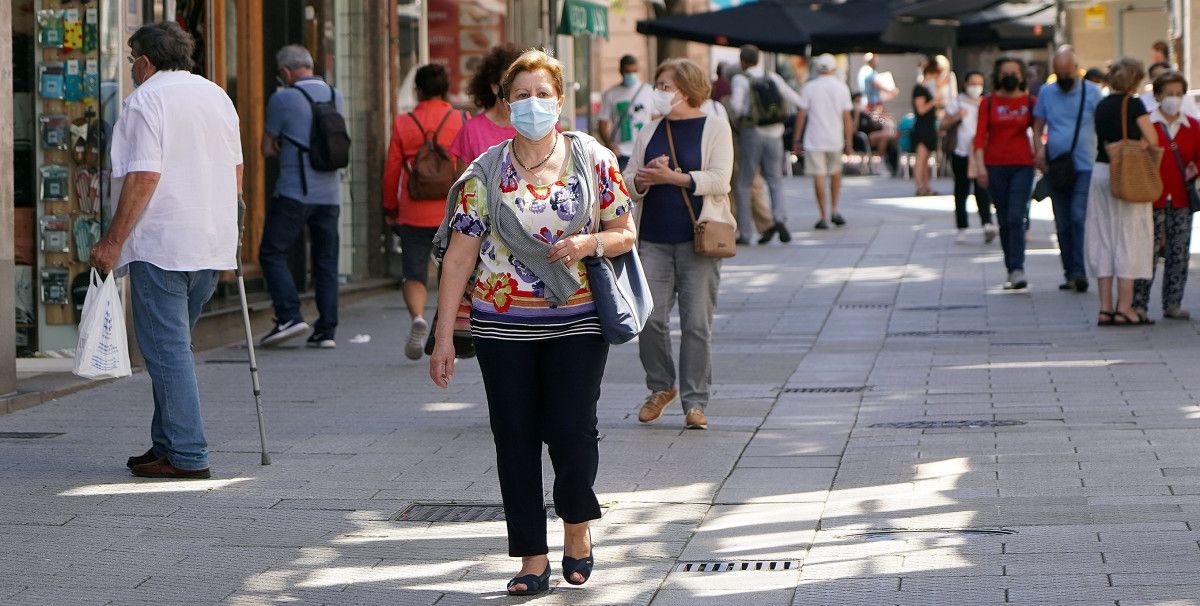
<box><xmin>664</xmin><ymin>120</ymin><xmax>737</xmax><ymax>258</ymax></box>
<box><xmin>1107</xmin><ymin>94</ymin><xmax>1164</xmax><ymax>203</ymax></box>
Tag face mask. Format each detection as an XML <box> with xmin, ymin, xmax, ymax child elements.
<box><xmin>1161</xmin><ymin>96</ymin><xmax>1184</xmax><ymax>116</ymax></box>
<box><xmin>1057</xmin><ymin>77</ymin><xmax>1075</xmax><ymax>91</ymax></box>
<box><xmin>508</xmin><ymin>97</ymin><xmax>560</xmax><ymax>141</ymax></box>
<box><xmin>622</xmin><ymin>73</ymin><xmax>638</xmax><ymax>87</ymax></box>
<box><xmin>652</xmin><ymin>89</ymin><xmax>680</xmax><ymax>116</ymax></box>
<box><xmin>966</xmin><ymin>85</ymin><xmax>983</xmax><ymax>98</ymax></box>
<box><xmin>999</xmin><ymin>74</ymin><xmax>1020</xmax><ymax>92</ymax></box>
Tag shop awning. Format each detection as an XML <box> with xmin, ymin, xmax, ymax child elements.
<box><xmin>558</xmin><ymin>0</ymin><xmax>610</xmax><ymax>39</ymax></box>
<box><xmin>957</xmin><ymin>1</ymin><xmax>1055</xmax><ymax>49</ymax></box>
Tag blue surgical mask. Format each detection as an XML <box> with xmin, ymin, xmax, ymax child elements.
<box><xmin>508</xmin><ymin>97</ymin><xmax>560</xmax><ymax>141</ymax></box>
<box><xmin>622</xmin><ymin>73</ymin><xmax>639</xmax><ymax>87</ymax></box>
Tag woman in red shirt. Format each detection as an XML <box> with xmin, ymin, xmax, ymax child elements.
<box><xmin>1132</xmin><ymin>70</ymin><xmax>1199</xmax><ymax>321</ymax></box>
<box><xmin>974</xmin><ymin>57</ymin><xmax>1036</xmax><ymax>290</ymax></box>
<box><xmin>382</xmin><ymin>65</ymin><xmax>465</xmax><ymax>360</ymax></box>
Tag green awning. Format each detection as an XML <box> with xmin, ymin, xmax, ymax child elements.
<box><xmin>559</xmin><ymin>0</ymin><xmax>609</xmax><ymax>39</ymax></box>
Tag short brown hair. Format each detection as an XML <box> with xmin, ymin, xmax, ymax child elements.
<box><xmin>655</xmin><ymin>59</ymin><xmax>711</xmax><ymax>108</ymax></box>
<box><xmin>1153</xmin><ymin>69</ymin><xmax>1188</xmax><ymax>97</ymax></box>
<box><xmin>501</xmin><ymin>48</ymin><xmax>565</xmax><ymax>100</ymax></box>
<box><xmin>1107</xmin><ymin>57</ymin><xmax>1145</xmax><ymax>93</ymax></box>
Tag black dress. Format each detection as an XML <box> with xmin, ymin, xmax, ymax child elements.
<box><xmin>911</xmin><ymin>83</ymin><xmax>938</xmax><ymax>151</ymax></box>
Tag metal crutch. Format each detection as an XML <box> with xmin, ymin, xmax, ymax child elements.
<box><xmin>235</xmin><ymin>196</ymin><xmax>271</xmax><ymax>465</ymax></box>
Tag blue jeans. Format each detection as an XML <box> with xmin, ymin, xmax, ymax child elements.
<box><xmin>128</xmin><ymin>262</ymin><xmax>218</xmax><ymax>470</ymax></box>
<box><xmin>987</xmin><ymin>165</ymin><xmax>1034</xmax><ymax>272</ymax></box>
<box><xmin>260</xmin><ymin>196</ymin><xmax>340</xmax><ymax>337</ymax></box>
<box><xmin>736</xmin><ymin>128</ymin><xmax>787</xmax><ymax>239</ymax></box>
<box><xmin>1049</xmin><ymin>170</ymin><xmax>1091</xmax><ymax>280</ymax></box>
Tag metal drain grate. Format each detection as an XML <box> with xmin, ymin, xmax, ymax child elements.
<box><xmin>676</xmin><ymin>561</ymin><xmax>799</xmax><ymax>572</ymax></box>
<box><xmin>782</xmin><ymin>386</ymin><xmax>870</xmax><ymax>394</ymax></box>
<box><xmin>837</xmin><ymin>304</ymin><xmax>891</xmax><ymax>310</ymax></box>
<box><xmin>394</xmin><ymin>503</ymin><xmax>605</xmax><ymax>522</ymax></box>
<box><xmin>869</xmin><ymin>420</ymin><xmax>1027</xmax><ymax>429</ymax></box>
<box><xmin>843</xmin><ymin>527</ymin><xmax>1016</xmax><ymax>539</ymax></box>
<box><xmin>0</xmin><ymin>432</ymin><xmax>64</xmax><ymax>439</ymax></box>
<box><xmin>898</xmin><ymin>304</ymin><xmax>985</xmax><ymax>311</ymax></box>
<box><xmin>888</xmin><ymin>330</ymin><xmax>994</xmax><ymax>337</ymax></box>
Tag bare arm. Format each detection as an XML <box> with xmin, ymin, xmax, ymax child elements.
<box><xmin>913</xmin><ymin>95</ymin><xmax>937</xmax><ymax>115</ymax></box>
<box><xmin>90</xmin><ymin>172</ymin><xmax>162</xmax><ymax>273</ymax></box>
<box><xmin>547</xmin><ymin>212</ymin><xmax>637</xmax><ymax>266</ymax></box>
<box><xmin>1136</xmin><ymin>114</ymin><xmax>1159</xmax><ymax>147</ymax></box>
<box><xmin>429</xmin><ymin>231</ymin><xmax>483</xmax><ymax>388</ymax></box>
<box><xmin>792</xmin><ymin>108</ymin><xmax>807</xmax><ymax>149</ymax></box>
<box><xmin>843</xmin><ymin>110</ymin><xmax>854</xmax><ymax>153</ymax></box>
<box><xmin>261</xmin><ymin>133</ymin><xmax>280</xmax><ymax>158</ymax></box>
<box><xmin>236</xmin><ymin>164</ymin><xmax>244</xmax><ymax>194</ymax></box>
<box><xmin>597</xmin><ymin>119</ymin><xmax>615</xmax><ymax>150</ymax></box>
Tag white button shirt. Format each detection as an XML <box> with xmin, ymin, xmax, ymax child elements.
<box><xmin>110</xmin><ymin>70</ymin><xmax>243</xmax><ymax>273</ymax></box>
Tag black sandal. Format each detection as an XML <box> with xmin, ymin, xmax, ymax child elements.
<box><xmin>1113</xmin><ymin>311</ymin><xmax>1153</xmax><ymax>326</ymax></box>
<box><xmin>1097</xmin><ymin>311</ymin><xmax>1115</xmax><ymax>326</ymax></box>
<box><xmin>507</xmin><ymin>565</ymin><xmax>551</xmax><ymax>596</ymax></box>
<box><xmin>562</xmin><ymin>529</ymin><xmax>594</xmax><ymax>586</ymax></box>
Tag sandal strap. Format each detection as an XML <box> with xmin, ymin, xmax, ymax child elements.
<box><xmin>507</xmin><ymin>573</ymin><xmax>544</xmax><ymax>590</ymax></box>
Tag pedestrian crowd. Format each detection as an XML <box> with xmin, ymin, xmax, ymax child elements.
<box><xmin>93</xmin><ymin>20</ymin><xmax>1199</xmax><ymax>597</ymax></box>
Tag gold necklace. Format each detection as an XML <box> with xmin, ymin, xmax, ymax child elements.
<box><xmin>514</xmin><ymin>136</ymin><xmax>560</xmax><ymax>186</ymax></box>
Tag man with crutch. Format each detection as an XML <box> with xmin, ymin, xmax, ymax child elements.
<box><xmin>91</xmin><ymin>21</ymin><xmax>245</xmax><ymax>479</ymax></box>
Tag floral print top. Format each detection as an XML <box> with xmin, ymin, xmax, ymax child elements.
<box><xmin>449</xmin><ymin>146</ymin><xmax>632</xmax><ymax>340</ymax></box>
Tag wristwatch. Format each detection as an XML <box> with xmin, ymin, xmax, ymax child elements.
<box><xmin>592</xmin><ymin>234</ymin><xmax>605</xmax><ymax>258</ymax></box>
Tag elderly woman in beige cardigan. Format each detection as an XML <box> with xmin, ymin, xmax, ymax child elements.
<box><xmin>623</xmin><ymin>58</ymin><xmax>736</xmax><ymax>431</ymax></box>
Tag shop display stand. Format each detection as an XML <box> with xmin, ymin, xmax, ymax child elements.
<box><xmin>34</xmin><ymin>0</ymin><xmax>101</xmax><ymax>330</ymax></box>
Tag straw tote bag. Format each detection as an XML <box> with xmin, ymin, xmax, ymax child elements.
<box><xmin>1107</xmin><ymin>94</ymin><xmax>1163</xmax><ymax>203</ymax></box>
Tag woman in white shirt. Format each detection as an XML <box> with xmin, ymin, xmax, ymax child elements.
<box><xmin>941</xmin><ymin>71</ymin><xmax>998</xmax><ymax>244</ymax></box>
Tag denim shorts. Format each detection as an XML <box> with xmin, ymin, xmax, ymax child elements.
<box><xmin>394</xmin><ymin>224</ymin><xmax>439</xmax><ymax>284</ymax></box>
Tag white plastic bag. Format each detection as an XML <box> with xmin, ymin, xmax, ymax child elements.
<box><xmin>73</xmin><ymin>269</ymin><xmax>132</xmax><ymax>380</ymax></box>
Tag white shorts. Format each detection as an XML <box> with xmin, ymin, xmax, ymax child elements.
<box><xmin>806</xmin><ymin>150</ymin><xmax>843</xmax><ymax>176</ymax></box>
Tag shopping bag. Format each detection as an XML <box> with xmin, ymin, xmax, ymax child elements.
<box><xmin>73</xmin><ymin>269</ymin><xmax>131</xmax><ymax>380</ymax></box>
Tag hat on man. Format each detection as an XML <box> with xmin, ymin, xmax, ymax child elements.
<box><xmin>814</xmin><ymin>54</ymin><xmax>836</xmax><ymax>74</ymax></box>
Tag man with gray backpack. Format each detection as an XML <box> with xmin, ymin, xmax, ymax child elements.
<box><xmin>730</xmin><ymin>45</ymin><xmax>804</xmax><ymax>245</ymax></box>
<box><xmin>260</xmin><ymin>44</ymin><xmax>349</xmax><ymax>349</ymax></box>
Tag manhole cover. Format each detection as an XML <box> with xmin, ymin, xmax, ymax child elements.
<box><xmin>782</xmin><ymin>386</ymin><xmax>870</xmax><ymax>393</ymax></box>
<box><xmin>676</xmin><ymin>561</ymin><xmax>799</xmax><ymax>572</ymax></box>
<box><xmin>888</xmin><ymin>330</ymin><xmax>994</xmax><ymax>337</ymax></box>
<box><xmin>869</xmin><ymin>420</ymin><xmax>1026</xmax><ymax>429</ymax></box>
<box><xmin>843</xmin><ymin>528</ymin><xmax>1016</xmax><ymax>539</ymax></box>
<box><xmin>394</xmin><ymin>503</ymin><xmax>605</xmax><ymax>523</ymax></box>
<box><xmin>0</xmin><ymin>432</ymin><xmax>64</xmax><ymax>439</ymax></box>
<box><xmin>837</xmin><ymin>304</ymin><xmax>891</xmax><ymax>310</ymax></box>
<box><xmin>898</xmin><ymin>304</ymin><xmax>985</xmax><ymax>311</ymax></box>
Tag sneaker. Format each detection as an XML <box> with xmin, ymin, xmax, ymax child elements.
<box><xmin>830</xmin><ymin>213</ymin><xmax>846</xmax><ymax>227</ymax></box>
<box><xmin>685</xmin><ymin>409</ymin><xmax>709</xmax><ymax>430</ymax></box>
<box><xmin>405</xmin><ymin>317</ymin><xmax>429</xmax><ymax>360</ymax></box>
<box><xmin>260</xmin><ymin>319</ymin><xmax>310</xmax><ymax>348</ymax></box>
<box><xmin>1003</xmin><ymin>270</ymin><xmax>1027</xmax><ymax>290</ymax></box>
<box><xmin>757</xmin><ymin>225</ymin><xmax>778</xmax><ymax>245</ymax></box>
<box><xmin>1164</xmin><ymin>304</ymin><xmax>1191</xmax><ymax>320</ymax></box>
<box><xmin>814</xmin><ymin>219</ymin><xmax>830</xmax><ymax>230</ymax></box>
<box><xmin>638</xmin><ymin>388</ymin><xmax>678</xmax><ymax>424</ymax></box>
<box><xmin>776</xmin><ymin>222</ymin><xmax>792</xmax><ymax>243</ymax></box>
<box><xmin>306</xmin><ymin>333</ymin><xmax>336</xmax><ymax>349</ymax></box>
<box><xmin>955</xmin><ymin>229</ymin><xmax>968</xmax><ymax>244</ymax></box>
<box><xmin>983</xmin><ymin>223</ymin><xmax>997</xmax><ymax>244</ymax></box>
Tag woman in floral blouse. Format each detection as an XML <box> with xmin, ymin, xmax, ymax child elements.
<box><xmin>429</xmin><ymin>49</ymin><xmax>636</xmax><ymax>596</ymax></box>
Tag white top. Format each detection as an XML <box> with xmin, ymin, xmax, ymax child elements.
<box><xmin>1140</xmin><ymin>91</ymin><xmax>1200</xmax><ymax>120</ymax></box>
<box><xmin>699</xmin><ymin>98</ymin><xmax>728</xmax><ymax>121</ymax></box>
<box><xmin>1151</xmin><ymin>108</ymin><xmax>1192</xmax><ymax>139</ymax></box>
<box><xmin>797</xmin><ymin>74</ymin><xmax>853</xmax><ymax>152</ymax></box>
<box><xmin>730</xmin><ymin>66</ymin><xmax>804</xmax><ymax>138</ymax></box>
<box><xmin>110</xmin><ymin>70</ymin><xmax>243</xmax><ymax>273</ymax></box>
<box><xmin>945</xmin><ymin>93</ymin><xmax>982</xmax><ymax>157</ymax></box>
<box><xmin>599</xmin><ymin>82</ymin><xmax>655</xmax><ymax>157</ymax></box>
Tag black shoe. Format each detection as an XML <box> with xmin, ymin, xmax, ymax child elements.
<box><xmin>1059</xmin><ymin>282</ymin><xmax>1074</xmax><ymax>291</ymax></box>
<box><xmin>1072</xmin><ymin>277</ymin><xmax>1089</xmax><ymax>293</ymax></box>
<box><xmin>735</xmin><ymin>236</ymin><xmax>750</xmax><ymax>246</ymax></box>
<box><xmin>830</xmin><ymin>213</ymin><xmax>846</xmax><ymax>227</ymax></box>
<box><xmin>757</xmin><ymin>225</ymin><xmax>778</xmax><ymax>245</ymax></box>
<box><xmin>776</xmin><ymin>222</ymin><xmax>792</xmax><ymax>243</ymax></box>
<box><xmin>260</xmin><ymin>319</ymin><xmax>310</xmax><ymax>348</ymax></box>
<box><xmin>126</xmin><ymin>448</ymin><xmax>157</xmax><ymax>469</ymax></box>
<box><xmin>306</xmin><ymin>332</ymin><xmax>336</xmax><ymax>349</ymax></box>
<box><xmin>507</xmin><ymin>565</ymin><xmax>551</xmax><ymax>596</ymax></box>
<box><xmin>814</xmin><ymin>220</ymin><xmax>830</xmax><ymax>230</ymax></box>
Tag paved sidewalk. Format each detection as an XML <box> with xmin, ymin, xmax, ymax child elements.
<box><xmin>4</xmin><ymin>174</ymin><xmax>1200</xmax><ymax>605</ymax></box>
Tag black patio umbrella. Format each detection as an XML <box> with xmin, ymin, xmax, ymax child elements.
<box><xmin>957</xmin><ymin>1</ymin><xmax>1055</xmax><ymax>50</ymax></box>
<box><xmin>635</xmin><ymin>0</ymin><xmax>813</xmax><ymax>55</ymax></box>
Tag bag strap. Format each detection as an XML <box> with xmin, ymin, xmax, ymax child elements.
<box><xmin>1121</xmin><ymin>94</ymin><xmax>1130</xmax><ymax>141</ymax></box>
<box><xmin>1068</xmin><ymin>83</ymin><xmax>1085</xmax><ymax>154</ymax></box>
<box><xmin>429</xmin><ymin>109</ymin><xmax>454</xmax><ymax>141</ymax></box>
<box><xmin>408</xmin><ymin>111</ymin><xmax>429</xmax><ymax>141</ymax></box>
<box><xmin>663</xmin><ymin>119</ymin><xmax>700</xmax><ymax>228</ymax></box>
<box><xmin>1164</xmin><ymin>123</ymin><xmax>1190</xmax><ymax>213</ymax></box>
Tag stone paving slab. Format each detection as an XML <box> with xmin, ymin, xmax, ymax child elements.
<box><xmin>8</xmin><ymin>175</ymin><xmax>1200</xmax><ymax>603</ymax></box>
